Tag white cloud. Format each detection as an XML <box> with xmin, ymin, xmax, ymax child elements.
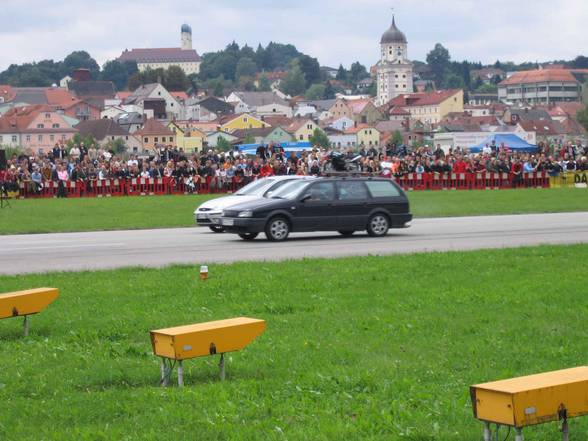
<box><xmin>0</xmin><ymin>0</ymin><xmax>586</xmax><ymax>71</ymax></box>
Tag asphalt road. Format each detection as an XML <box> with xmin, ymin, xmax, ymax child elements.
<box><xmin>1</xmin><ymin>212</ymin><xmax>588</xmax><ymax>275</ymax></box>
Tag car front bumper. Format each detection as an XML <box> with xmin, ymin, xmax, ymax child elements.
<box><xmin>195</xmin><ymin>212</ymin><xmax>222</xmax><ymax>226</ymax></box>
<box><xmin>219</xmin><ymin>217</ymin><xmax>267</xmax><ymax>233</ymax></box>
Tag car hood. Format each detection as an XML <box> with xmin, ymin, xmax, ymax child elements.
<box><xmin>228</xmin><ymin>197</ymin><xmax>291</xmax><ymax>212</ymax></box>
<box><xmin>196</xmin><ymin>195</ymin><xmax>260</xmax><ymax>212</ymax></box>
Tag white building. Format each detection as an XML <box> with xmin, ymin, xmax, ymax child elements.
<box><xmin>124</xmin><ymin>83</ymin><xmax>183</xmax><ymax>120</ymax></box>
<box><xmin>226</xmin><ymin>91</ymin><xmax>293</xmax><ymax>117</ymax></box>
<box><xmin>376</xmin><ymin>16</ymin><xmax>414</xmax><ymax>106</ymax></box>
<box><xmin>118</xmin><ymin>24</ymin><xmax>202</xmax><ymax>75</ymax></box>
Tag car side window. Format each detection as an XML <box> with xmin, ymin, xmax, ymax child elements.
<box><xmin>365</xmin><ymin>181</ymin><xmax>401</xmax><ymax>197</ymax></box>
<box><xmin>337</xmin><ymin>181</ymin><xmax>369</xmax><ymax>200</ymax></box>
<box><xmin>306</xmin><ymin>182</ymin><xmax>335</xmax><ymax>202</ymax></box>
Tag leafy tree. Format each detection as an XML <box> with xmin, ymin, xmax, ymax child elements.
<box><xmin>62</xmin><ymin>51</ymin><xmax>99</xmax><ymax>77</ymax></box>
<box><xmin>391</xmin><ymin>130</ymin><xmax>404</xmax><ymax>146</ymax></box>
<box><xmin>445</xmin><ymin>73</ymin><xmax>465</xmax><ymax>89</ymax></box>
<box><xmin>243</xmin><ymin>134</ymin><xmax>256</xmax><ymax>144</ymax></box>
<box><xmin>426</xmin><ymin>43</ymin><xmax>451</xmax><ymax>88</ymax></box>
<box><xmin>257</xmin><ymin>73</ymin><xmax>272</xmax><ymax>91</ymax></box>
<box><xmin>216</xmin><ymin>136</ymin><xmax>232</xmax><ymax>151</ymax></box>
<box><xmin>366</xmin><ymin>81</ymin><xmax>377</xmax><ymax>97</ymax></box>
<box><xmin>67</xmin><ymin>133</ymin><xmax>95</xmax><ymax>149</ymax></box>
<box><xmin>297</xmin><ymin>55</ymin><xmax>321</xmax><ymax>87</ymax></box>
<box><xmin>235</xmin><ymin>57</ymin><xmax>258</xmax><ymax>79</ymax></box>
<box><xmin>100</xmin><ymin>60</ymin><xmax>137</xmax><ymax>91</ymax></box>
<box><xmin>349</xmin><ymin>61</ymin><xmax>369</xmax><ymax>83</ymax></box>
<box><xmin>281</xmin><ymin>62</ymin><xmax>306</xmax><ymax>96</ymax></box>
<box><xmin>475</xmin><ymin>83</ymin><xmax>498</xmax><ymax>93</ymax></box>
<box><xmin>238</xmin><ymin>76</ymin><xmax>256</xmax><ymax>91</ymax></box>
<box><xmin>336</xmin><ymin>64</ymin><xmax>347</xmax><ymax>81</ymax></box>
<box><xmin>571</xmin><ymin>56</ymin><xmax>588</xmax><ymax>68</ymax></box>
<box><xmin>165</xmin><ymin>65</ymin><xmax>189</xmax><ymax>91</ymax></box>
<box><xmin>305</xmin><ymin>83</ymin><xmax>326</xmax><ymax>100</ymax></box>
<box><xmin>309</xmin><ymin>128</ymin><xmax>330</xmax><ymax>148</ymax></box>
<box><xmin>105</xmin><ymin>138</ymin><xmax>127</xmax><ymax>155</ymax></box>
<box><xmin>324</xmin><ymin>81</ymin><xmax>336</xmax><ymax>99</ymax></box>
<box><xmin>493</xmin><ymin>60</ymin><xmax>502</xmax><ymax>69</ymax></box>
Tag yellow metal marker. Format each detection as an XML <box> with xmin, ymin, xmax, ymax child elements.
<box><xmin>471</xmin><ymin>366</ymin><xmax>588</xmax><ymax>441</ymax></box>
<box><xmin>0</xmin><ymin>287</ymin><xmax>59</xmax><ymax>336</ymax></box>
<box><xmin>150</xmin><ymin>317</ymin><xmax>266</xmax><ymax>387</ymax></box>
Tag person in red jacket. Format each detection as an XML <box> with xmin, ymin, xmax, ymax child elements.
<box><xmin>260</xmin><ymin>162</ymin><xmax>274</xmax><ymax>177</ymax></box>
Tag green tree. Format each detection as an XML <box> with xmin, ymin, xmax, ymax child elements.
<box><xmin>305</xmin><ymin>83</ymin><xmax>326</xmax><ymax>100</ymax></box>
<box><xmin>297</xmin><ymin>55</ymin><xmax>321</xmax><ymax>87</ymax></box>
<box><xmin>475</xmin><ymin>83</ymin><xmax>498</xmax><ymax>93</ymax></box>
<box><xmin>281</xmin><ymin>62</ymin><xmax>306</xmax><ymax>96</ymax></box>
<box><xmin>445</xmin><ymin>73</ymin><xmax>465</xmax><ymax>89</ymax></box>
<box><xmin>391</xmin><ymin>130</ymin><xmax>404</xmax><ymax>146</ymax></box>
<box><xmin>235</xmin><ymin>57</ymin><xmax>258</xmax><ymax>79</ymax></box>
<box><xmin>216</xmin><ymin>136</ymin><xmax>232</xmax><ymax>151</ymax></box>
<box><xmin>101</xmin><ymin>60</ymin><xmax>135</xmax><ymax>90</ymax></box>
<box><xmin>165</xmin><ymin>65</ymin><xmax>189</xmax><ymax>91</ymax></box>
<box><xmin>238</xmin><ymin>76</ymin><xmax>256</xmax><ymax>91</ymax></box>
<box><xmin>243</xmin><ymin>134</ymin><xmax>256</xmax><ymax>144</ymax></box>
<box><xmin>309</xmin><ymin>128</ymin><xmax>330</xmax><ymax>148</ymax></box>
<box><xmin>257</xmin><ymin>73</ymin><xmax>272</xmax><ymax>91</ymax></box>
<box><xmin>426</xmin><ymin>43</ymin><xmax>451</xmax><ymax>88</ymax></box>
<box><xmin>349</xmin><ymin>61</ymin><xmax>369</xmax><ymax>83</ymax></box>
<box><xmin>366</xmin><ymin>81</ymin><xmax>377</xmax><ymax>97</ymax></box>
<box><xmin>105</xmin><ymin>138</ymin><xmax>127</xmax><ymax>155</ymax></box>
<box><xmin>324</xmin><ymin>81</ymin><xmax>335</xmax><ymax>99</ymax></box>
<box><xmin>336</xmin><ymin>64</ymin><xmax>347</xmax><ymax>81</ymax></box>
<box><xmin>62</xmin><ymin>51</ymin><xmax>100</xmax><ymax>77</ymax></box>
<box><xmin>67</xmin><ymin>133</ymin><xmax>95</xmax><ymax>149</ymax></box>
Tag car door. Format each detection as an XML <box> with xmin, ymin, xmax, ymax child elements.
<box><xmin>295</xmin><ymin>181</ymin><xmax>336</xmax><ymax>231</ymax></box>
<box><xmin>335</xmin><ymin>180</ymin><xmax>371</xmax><ymax>231</ymax></box>
<box><xmin>364</xmin><ymin>180</ymin><xmax>408</xmax><ymax>225</ymax></box>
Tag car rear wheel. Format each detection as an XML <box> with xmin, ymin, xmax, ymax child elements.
<box><xmin>367</xmin><ymin>213</ymin><xmax>389</xmax><ymax>237</ymax></box>
<box><xmin>238</xmin><ymin>232</ymin><xmax>258</xmax><ymax>241</ymax></box>
<box><xmin>209</xmin><ymin>225</ymin><xmax>225</xmax><ymax>233</ymax></box>
<box><xmin>265</xmin><ymin>217</ymin><xmax>290</xmax><ymax>241</ymax></box>
<box><xmin>337</xmin><ymin>230</ymin><xmax>355</xmax><ymax>236</ymax></box>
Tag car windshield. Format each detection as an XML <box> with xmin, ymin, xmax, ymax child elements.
<box><xmin>235</xmin><ymin>178</ymin><xmax>275</xmax><ymax>195</ymax></box>
<box><xmin>270</xmin><ymin>180</ymin><xmax>310</xmax><ymax>200</ymax></box>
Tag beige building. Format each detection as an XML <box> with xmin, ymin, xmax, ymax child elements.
<box><xmin>385</xmin><ymin>89</ymin><xmax>464</xmax><ymax>124</ymax></box>
<box><xmin>118</xmin><ymin>24</ymin><xmax>201</xmax><ymax>75</ymax></box>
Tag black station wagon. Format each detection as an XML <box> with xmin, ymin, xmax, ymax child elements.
<box><xmin>219</xmin><ymin>177</ymin><xmax>412</xmax><ymax>241</ymax></box>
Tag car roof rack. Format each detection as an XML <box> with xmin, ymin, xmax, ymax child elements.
<box><xmin>321</xmin><ymin>171</ymin><xmax>379</xmax><ymax>179</ymax></box>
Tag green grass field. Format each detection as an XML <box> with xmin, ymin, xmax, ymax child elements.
<box><xmin>1</xmin><ymin>187</ymin><xmax>587</xmax><ymax>235</ymax></box>
<box><xmin>1</xmin><ymin>245</ymin><xmax>587</xmax><ymax>440</ymax></box>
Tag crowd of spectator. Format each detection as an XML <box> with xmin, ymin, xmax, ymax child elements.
<box><xmin>1</xmin><ymin>139</ymin><xmax>587</xmax><ymax>197</ymax></box>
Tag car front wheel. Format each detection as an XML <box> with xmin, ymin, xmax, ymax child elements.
<box><xmin>209</xmin><ymin>225</ymin><xmax>225</xmax><ymax>233</ymax></box>
<box><xmin>238</xmin><ymin>232</ymin><xmax>258</xmax><ymax>241</ymax></box>
<box><xmin>265</xmin><ymin>217</ymin><xmax>290</xmax><ymax>241</ymax></box>
<box><xmin>367</xmin><ymin>213</ymin><xmax>389</xmax><ymax>237</ymax></box>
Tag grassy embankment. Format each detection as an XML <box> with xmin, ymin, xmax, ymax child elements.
<box><xmin>1</xmin><ymin>245</ymin><xmax>587</xmax><ymax>440</ymax></box>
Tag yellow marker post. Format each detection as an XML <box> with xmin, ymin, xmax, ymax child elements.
<box><xmin>150</xmin><ymin>317</ymin><xmax>266</xmax><ymax>387</ymax></box>
<box><xmin>0</xmin><ymin>288</ymin><xmax>59</xmax><ymax>336</ymax></box>
<box><xmin>470</xmin><ymin>366</ymin><xmax>588</xmax><ymax>441</ymax></box>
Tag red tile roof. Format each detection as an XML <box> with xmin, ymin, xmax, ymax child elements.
<box><xmin>345</xmin><ymin>98</ymin><xmax>372</xmax><ymax>114</ymax></box>
<box><xmin>119</xmin><ymin>48</ymin><xmax>201</xmax><ymax>63</ymax></box>
<box><xmin>500</xmin><ymin>69</ymin><xmax>578</xmax><ymax>86</ymax></box>
<box><xmin>390</xmin><ymin>106</ymin><xmax>410</xmax><ymax>115</ymax></box>
<box><xmin>517</xmin><ymin>119</ymin><xmax>565</xmax><ymax>136</ymax></box>
<box><xmin>116</xmin><ymin>91</ymin><xmax>132</xmax><ymax>100</ymax></box>
<box><xmin>387</xmin><ymin>89</ymin><xmax>462</xmax><ymax>109</ymax></box>
<box><xmin>135</xmin><ymin>118</ymin><xmax>174</xmax><ymax>136</ymax></box>
<box><xmin>0</xmin><ymin>105</ymin><xmax>75</xmax><ymax>133</ymax></box>
<box><xmin>345</xmin><ymin>123</ymin><xmax>377</xmax><ymax>134</ymax></box>
<box><xmin>171</xmin><ymin>91</ymin><xmax>189</xmax><ymax>102</ymax></box>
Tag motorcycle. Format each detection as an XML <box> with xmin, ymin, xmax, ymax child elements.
<box><xmin>322</xmin><ymin>151</ymin><xmax>362</xmax><ymax>173</ymax></box>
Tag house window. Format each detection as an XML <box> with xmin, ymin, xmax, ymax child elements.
<box><xmin>50</xmin><ymin>135</ymin><xmax>54</xmax><ymax>141</ymax></box>
<box><xmin>307</xmin><ymin>124</ymin><xmax>312</xmax><ymax>130</ymax></box>
<box><xmin>12</xmin><ymin>135</ymin><xmax>17</xmax><ymax>143</ymax></box>
<box><xmin>171</xmin><ymin>103</ymin><xmax>174</xmax><ymax>107</ymax></box>
<box><xmin>26</xmin><ymin>135</ymin><xmax>31</xmax><ymax>142</ymax></box>
<box><xmin>402</xmin><ymin>74</ymin><xmax>406</xmax><ymax>78</ymax></box>
<box><xmin>243</xmin><ymin>117</ymin><xmax>248</xmax><ymax>122</ymax></box>
<box><xmin>61</xmin><ymin>135</ymin><xmax>66</xmax><ymax>140</ymax></box>
<box><xmin>272</xmin><ymin>108</ymin><xmax>276</xmax><ymax>112</ymax></box>
<box><xmin>37</xmin><ymin>124</ymin><xmax>44</xmax><ymax>129</ymax></box>
<box><xmin>0</xmin><ymin>135</ymin><xmax>2</xmax><ymax>142</ymax></box>
<box><xmin>154</xmin><ymin>137</ymin><xmax>158</xmax><ymax>142</ymax></box>
<box><xmin>52</xmin><ymin>123</ymin><xmax>59</xmax><ymax>128</ymax></box>
<box><xmin>126</xmin><ymin>136</ymin><xmax>129</xmax><ymax>140</ymax></box>
<box><xmin>38</xmin><ymin>135</ymin><xmax>43</xmax><ymax>141</ymax></box>
<box><xmin>144</xmin><ymin>137</ymin><xmax>148</xmax><ymax>143</ymax></box>
<box><xmin>45</xmin><ymin>113</ymin><xmax>50</xmax><ymax>118</ymax></box>
<box><xmin>299</xmin><ymin>135</ymin><xmax>303</xmax><ymax>140</ymax></box>
<box><xmin>395</xmin><ymin>74</ymin><xmax>398</xmax><ymax>78</ymax></box>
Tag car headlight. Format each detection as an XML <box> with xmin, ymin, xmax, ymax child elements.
<box><xmin>238</xmin><ymin>210</ymin><xmax>253</xmax><ymax>218</ymax></box>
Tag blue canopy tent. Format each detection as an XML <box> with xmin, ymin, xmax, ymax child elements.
<box><xmin>469</xmin><ymin>134</ymin><xmax>537</xmax><ymax>153</ymax></box>
<box><xmin>237</xmin><ymin>141</ymin><xmax>314</xmax><ymax>156</ymax></box>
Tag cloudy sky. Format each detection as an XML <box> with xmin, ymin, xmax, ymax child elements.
<box><xmin>1</xmin><ymin>0</ymin><xmax>586</xmax><ymax>71</ymax></box>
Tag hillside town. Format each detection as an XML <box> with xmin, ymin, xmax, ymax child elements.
<box><xmin>1</xmin><ymin>18</ymin><xmax>587</xmax><ymax>159</ymax></box>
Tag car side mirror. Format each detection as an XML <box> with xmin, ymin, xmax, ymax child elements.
<box><xmin>300</xmin><ymin>193</ymin><xmax>311</xmax><ymax>202</ymax></box>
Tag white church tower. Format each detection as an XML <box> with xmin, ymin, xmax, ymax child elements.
<box><xmin>181</xmin><ymin>24</ymin><xmax>192</xmax><ymax>50</ymax></box>
<box><xmin>376</xmin><ymin>16</ymin><xmax>413</xmax><ymax>106</ymax></box>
